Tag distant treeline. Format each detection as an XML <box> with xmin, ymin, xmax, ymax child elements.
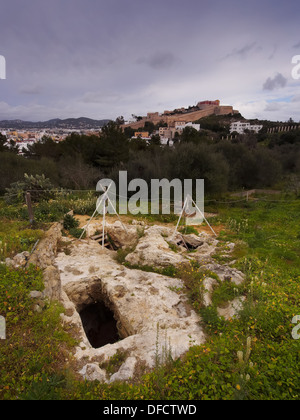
<box><xmin>0</xmin><ymin>121</ymin><xmax>300</xmax><ymax>195</ymax></box>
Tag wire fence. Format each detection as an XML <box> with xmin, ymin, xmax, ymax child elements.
<box><xmin>0</xmin><ymin>188</ymin><xmax>299</xmax><ymax>205</ymax></box>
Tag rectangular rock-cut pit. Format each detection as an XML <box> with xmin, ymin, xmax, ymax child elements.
<box><xmin>64</xmin><ymin>278</ymin><xmax>132</xmax><ymax>349</ymax></box>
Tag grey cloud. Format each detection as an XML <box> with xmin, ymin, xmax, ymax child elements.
<box><xmin>268</xmin><ymin>45</ymin><xmax>278</xmax><ymax>60</ymax></box>
<box><xmin>263</xmin><ymin>73</ymin><xmax>287</xmax><ymax>91</ymax></box>
<box><xmin>81</xmin><ymin>92</ymin><xmax>121</xmax><ymax>104</ymax></box>
<box><xmin>222</xmin><ymin>42</ymin><xmax>258</xmax><ymax>60</ymax></box>
<box><xmin>1</xmin><ymin>0</ymin><xmax>300</xmax><ymax>122</ymax></box>
<box><xmin>19</xmin><ymin>85</ymin><xmax>42</xmax><ymax>95</ymax></box>
<box><xmin>265</xmin><ymin>102</ymin><xmax>282</xmax><ymax>112</ymax></box>
<box><xmin>293</xmin><ymin>42</ymin><xmax>300</xmax><ymax>49</ymax></box>
<box><xmin>137</xmin><ymin>52</ymin><xmax>179</xmax><ymax>70</ymax></box>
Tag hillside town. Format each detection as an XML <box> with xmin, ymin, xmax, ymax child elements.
<box><xmin>132</xmin><ymin>121</ymin><xmax>201</xmax><ymax>146</ymax></box>
<box><xmin>0</xmin><ymin>128</ymin><xmax>102</xmax><ymax>151</ymax></box>
<box><xmin>2</xmin><ymin>98</ymin><xmax>290</xmax><ymax>151</ymax></box>
<box><xmin>124</xmin><ymin>99</ymin><xmax>241</xmax><ymax>144</ymax></box>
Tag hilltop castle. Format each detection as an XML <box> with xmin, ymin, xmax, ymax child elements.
<box><xmin>122</xmin><ymin>100</ymin><xmax>239</xmax><ymax>130</ymax></box>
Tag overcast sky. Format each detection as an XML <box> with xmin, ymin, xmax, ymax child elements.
<box><xmin>0</xmin><ymin>0</ymin><xmax>300</xmax><ymax>122</ymax></box>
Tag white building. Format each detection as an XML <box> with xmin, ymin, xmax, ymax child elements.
<box><xmin>230</xmin><ymin>121</ymin><xmax>263</xmax><ymax>134</ymax></box>
<box><xmin>175</xmin><ymin>122</ymin><xmax>201</xmax><ymax>132</ymax></box>
<box><xmin>160</xmin><ymin>137</ymin><xmax>174</xmax><ymax>147</ymax></box>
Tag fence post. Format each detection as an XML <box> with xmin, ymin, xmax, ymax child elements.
<box><xmin>25</xmin><ymin>192</ymin><xmax>34</xmax><ymax>225</ymax></box>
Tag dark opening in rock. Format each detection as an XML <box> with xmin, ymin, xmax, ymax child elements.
<box><xmin>90</xmin><ymin>233</ymin><xmax>119</xmax><ymax>250</ymax></box>
<box><xmin>79</xmin><ymin>301</ymin><xmax>120</xmax><ymax>349</ymax></box>
<box><xmin>175</xmin><ymin>235</ymin><xmax>204</xmax><ymax>250</ymax></box>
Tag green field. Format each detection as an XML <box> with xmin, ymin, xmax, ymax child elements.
<box><xmin>0</xmin><ymin>196</ymin><xmax>299</xmax><ymax>400</ymax></box>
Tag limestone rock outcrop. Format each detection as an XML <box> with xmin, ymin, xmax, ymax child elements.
<box><xmin>24</xmin><ymin>219</ymin><xmax>247</xmax><ymax>384</ymax></box>
<box><xmin>27</xmin><ymin>222</ymin><xmax>62</xmax><ymax>269</ymax></box>
<box><xmin>56</xmin><ymin>240</ymin><xmax>206</xmax><ymax>383</ymax></box>
<box><xmin>125</xmin><ymin>226</ymin><xmax>187</xmax><ymax>268</ymax></box>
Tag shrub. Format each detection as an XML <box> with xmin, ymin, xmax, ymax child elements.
<box><xmin>34</xmin><ymin>200</ymin><xmax>69</xmax><ymax>223</ymax></box>
<box><xmin>179</xmin><ymin>226</ymin><xmax>199</xmax><ymax>235</ymax></box>
<box><xmin>115</xmin><ymin>248</ymin><xmax>132</xmax><ymax>264</ymax></box>
<box><xmin>176</xmin><ymin>260</ymin><xmax>205</xmax><ymax>311</ymax></box>
<box><xmin>69</xmin><ymin>227</ymin><xmax>86</xmax><ymax>239</ymax></box>
<box><xmin>5</xmin><ymin>174</ymin><xmax>56</xmax><ymax>204</ymax></box>
<box><xmin>63</xmin><ymin>214</ymin><xmax>79</xmax><ymax>231</ymax></box>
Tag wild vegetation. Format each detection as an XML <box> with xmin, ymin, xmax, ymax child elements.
<box><xmin>1</xmin><ymin>120</ymin><xmax>300</xmax><ymax>195</ymax></box>
<box><xmin>0</xmin><ymin>194</ymin><xmax>299</xmax><ymax>400</ymax></box>
<box><xmin>0</xmin><ymin>119</ymin><xmax>299</xmax><ymax>400</ymax></box>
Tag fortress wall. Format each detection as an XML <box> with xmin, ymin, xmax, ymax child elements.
<box><xmin>122</xmin><ymin>105</ymin><xmax>234</xmax><ymax>131</ymax></box>
<box><xmin>215</xmin><ymin>106</ymin><xmax>234</xmax><ymax>115</ymax></box>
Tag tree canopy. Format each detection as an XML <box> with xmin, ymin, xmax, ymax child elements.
<box><xmin>1</xmin><ymin>122</ymin><xmax>299</xmax><ymax>195</ymax></box>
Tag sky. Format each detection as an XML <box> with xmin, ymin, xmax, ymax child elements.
<box><xmin>0</xmin><ymin>0</ymin><xmax>300</xmax><ymax>122</ymax></box>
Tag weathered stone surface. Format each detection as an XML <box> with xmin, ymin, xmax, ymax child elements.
<box><xmin>106</xmin><ymin>221</ymin><xmax>140</xmax><ymax>249</ymax></box>
<box><xmin>203</xmin><ymin>277</ymin><xmax>219</xmax><ymax>307</ymax></box>
<box><xmin>217</xmin><ymin>297</ymin><xmax>246</xmax><ymax>320</ymax></box>
<box><xmin>53</xmin><ymin>221</ymin><xmax>247</xmax><ymax>383</ymax></box>
<box><xmin>125</xmin><ymin>226</ymin><xmax>187</xmax><ymax>268</ymax></box>
<box><xmin>55</xmin><ymin>238</ymin><xmax>206</xmax><ymax>383</ymax></box>
<box><xmin>109</xmin><ymin>357</ymin><xmax>137</xmax><ymax>383</ymax></box>
<box><xmin>5</xmin><ymin>251</ymin><xmax>30</xmax><ymax>269</ymax></box>
<box><xmin>83</xmin><ymin>220</ymin><xmax>139</xmax><ymax>249</ymax></box>
<box><xmin>193</xmin><ymin>243</ymin><xmax>218</xmax><ymax>263</ymax></box>
<box><xmin>43</xmin><ymin>265</ymin><xmax>61</xmax><ymax>301</ymax></box>
<box><xmin>20</xmin><ymin>222</ymin><xmax>63</xmax><ymax>302</ymax></box>
<box><xmin>29</xmin><ymin>290</ymin><xmax>43</xmax><ymax>299</ymax></box>
<box><xmin>27</xmin><ymin>222</ymin><xmax>62</xmax><ymax>269</ymax></box>
<box><xmin>79</xmin><ymin>363</ymin><xmax>107</xmax><ymax>382</ymax></box>
<box><xmin>205</xmin><ymin>262</ymin><xmax>245</xmax><ymax>285</ymax></box>
<box><xmin>33</xmin><ymin>304</ymin><xmax>43</xmax><ymax>313</ymax></box>
<box><xmin>181</xmin><ymin>234</ymin><xmax>204</xmax><ymax>249</ymax></box>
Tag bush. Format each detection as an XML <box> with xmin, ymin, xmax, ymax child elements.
<box><xmin>171</xmin><ymin>143</ymin><xmax>230</xmax><ymax>194</ymax></box>
<box><xmin>5</xmin><ymin>174</ymin><xmax>56</xmax><ymax>204</ymax></box>
<box><xmin>69</xmin><ymin>227</ymin><xmax>86</xmax><ymax>239</ymax></box>
<box><xmin>63</xmin><ymin>214</ymin><xmax>79</xmax><ymax>231</ymax></box>
<box><xmin>34</xmin><ymin>200</ymin><xmax>69</xmax><ymax>223</ymax></box>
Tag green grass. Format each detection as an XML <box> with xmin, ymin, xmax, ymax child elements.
<box><xmin>0</xmin><ymin>198</ymin><xmax>299</xmax><ymax>400</ymax></box>
<box><xmin>124</xmin><ymin>261</ymin><xmax>178</xmax><ymax>278</ymax></box>
<box><xmin>120</xmin><ymin>199</ymin><xmax>300</xmax><ymax>400</ymax></box>
<box><xmin>179</xmin><ymin>225</ymin><xmax>199</xmax><ymax>235</ymax></box>
<box><xmin>0</xmin><ymin>265</ymin><xmax>77</xmax><ymax>399</ymax></box>
<box><xmin>0</xmin><ymin>219</ymin><xmax>44</xmax><ymax>261</ymax></box>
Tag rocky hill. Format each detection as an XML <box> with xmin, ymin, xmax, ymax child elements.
<box><xmin>0</xmin><ymin>117</ymin><xmax>111</xmax><ymax>130</ymax></box>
